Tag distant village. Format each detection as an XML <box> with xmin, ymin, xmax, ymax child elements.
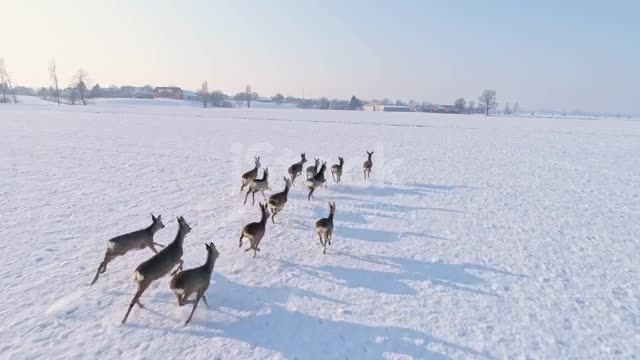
<box><xmin>11</xmin><ymin>83</ymin><xmax>496</xmax><ymax>114</ymax></box>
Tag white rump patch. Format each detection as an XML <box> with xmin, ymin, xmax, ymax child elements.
<box><xmin>173</xmin><ymin>288</ymin><xmax>184</xmax><ymax>295</ymax></box>
<box><xmin>133</xmin><ymin>271</ymin><xmax>144</xmax><ymax>282</ymax></box>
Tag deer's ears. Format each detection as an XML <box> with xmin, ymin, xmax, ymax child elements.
<box><xmin>151</xmin><ymin>213</ymin><xmax>156</xmax><ymax>221</ymax></box>
<box><xmin>205</xmin><ymin>243</ymin><xmax>210</xmax><ymax>251</ymax></box>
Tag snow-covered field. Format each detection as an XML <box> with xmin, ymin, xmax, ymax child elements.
<box><xmin>1</xmin><ymin>97</ymin><xmax>639</xmax><ymax>359</ymax></box>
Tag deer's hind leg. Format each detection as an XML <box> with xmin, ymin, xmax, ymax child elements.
<box><xmin>122</xmin><ymin>280</ymin><xmax>151</xmax><ymax>324</ymax></box>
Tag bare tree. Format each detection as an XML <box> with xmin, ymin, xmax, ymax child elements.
<box><xmin>513</xmin><ymin>102</ymin><xmax>519</xmax><ymax>114</ymax></box>
<box><xmin>73</xmin><ymin>69</ymin><xmax>89</xmax><ymax>105</ymax></box>
<box><xmin>0</xmin><ymin>58</ymin><xmax>17</xmax><ymax>103</ymax></box>
<box><xmin>478</xmin><ymin>89</ymin><xmax>497</xmax><ymax>116</ymax></box>
<box><xmin>199</xmin><ymin>81</ymin><xmax>209</xmax><ymax>108</ymax></box>
<box><xmin>504</xmin><ymin>103</ymin><xmax>511</xmax><ymax>115</ymax></box>
<box><xmin>454</xmin><ymin>98</ymin><xmax>466</xmax><ymax>113</ymax></box>
<box><xmin>67</xmin><ymin>87</ymin><xmax>78</xmax><ymax>105</ymax></box>
<box><xmin>49</xmin><ymin>59</ymin><xmax>61</xmax><ymax>104</ymax></box>
<box><xmin>0</xmin><ymin>58</ymin><xmax>7</xmax><ymax>103</ymax></box>
<box><xmin>245</xmin><ymin>84</ymin><xmax>252</xmax><ymax>108</ymax></box>
<box><xmin>233</xmin><ymin>92</ymin><xmax>245</xmax><ymax>108</ymax></box>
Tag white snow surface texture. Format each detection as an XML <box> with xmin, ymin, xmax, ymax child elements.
<box><xmin>1</xmin><ymin>97</ymin><xmax>639</xmax><ymax>359</ymax></box>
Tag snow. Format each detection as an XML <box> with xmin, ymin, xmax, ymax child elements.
<box><xmin>1</xmin><ymin>97</ymin><xmax>639</xmax><ymax>359</ymax></box>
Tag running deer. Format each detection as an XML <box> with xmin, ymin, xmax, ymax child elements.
<box><xmin>331</xmin><ymin>157</ymin><xmax>344</xmax><ymax>183</ymax></box>
<box><xmin>267</xmin><ymin>177</ymin><xmax>291</xmax><ymax>223</ymax></box>
<box><xmin>240</xmin><ymin>156</ymin><xmax>261</xmax><ymax>193</ymax></box>
<box><xmin>170</xmin><ymin>242</ymin><xmax>220</xmax><ymax>326</ymax></box>
<box><xmin>287</xmin><ymin>153</ymin><xmax>307</xmax><ymax>185</ymax></box>
<box><xmin>244</xmin><ymin>168</ymin><xmax>270</xmax><ymax>205</ymax></box>
<box><xmin>315</xmin><ymin>202</ymin><xmax>336</xmax><ymax>254</ymax></box>
<box><xmin>121</xmin><ymin>216</ymin><xmax>191</xmax><ymax>324</ymax></box>
<box><xmin>91</xmin><ymin>214</ymin><xmax>166</xmax><ymax>286</ymax></box>
<box><xmin>363</xmin><ymin>151</ymin><xmax>374</xmax><ymax>180</ymax></box>
<box><xmin>239</xmin><ymin>202</ymin><xmax>269</xmax><ymax>258</ymax></box>
<box><xmin>306</xmin><ymin>158</ymin><xmax>320</xmax><ymax>179</ymax></box>
<box><xmin>305</xmin><ymin>162</ymin><xmax>327</xmax><ymax>201</ymax></box>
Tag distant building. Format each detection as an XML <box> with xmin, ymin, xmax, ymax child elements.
<box><xmin>153</xmin><ymin>87</ymin><xmax>183</xmax><ymax>100</ymax></box>
<box><xmin>182</xmin><ymin>90</ymin><xmax>199</xmax><ymax>101</ymax></box>
<box><xmin>362</xmin><ymin>104</ymin><xmax>411</xmax><ymax>112</ymax></box>
<box><xmin>423</xmin><ymin>104</ymin><xmax>459</xmax><ymax>114</ymax></box>
<box><xmin>121</xmin><ymin>86</ymin><xmax>154</xmax><ymax>99</ymax></box>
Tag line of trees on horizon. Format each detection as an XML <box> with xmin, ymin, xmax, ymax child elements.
<box><xmin>0</xmin><ymin>60</ymin><xmax>511</xmax><ymax>115</ymax></box>
<box><xmin>1</xmin><ymin>55</ymin><xmax>635</xmax><ymax>118</ymax></box>
<box><xmin>0</xmin><ymin>57</ymin><xmax>509</xmax><ymax>114</ymax></box>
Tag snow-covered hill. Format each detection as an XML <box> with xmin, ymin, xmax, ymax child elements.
<box><xmin>1</xmin><ymin>98</ymin><xmax>639</xmax><ymax>359</ymax></box>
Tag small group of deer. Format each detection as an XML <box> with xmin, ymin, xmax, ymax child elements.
<box><xmin>91</xmin><ymin>215</ymin><xmax>220</xmax><ymax>326</ymax></box>
<box><xmin>237</xmin><ymin>177</ymin><xmax>290</xmax><ymax>259</ymax></box>
<box><xmin>233</xmin><ymin>151</ymin><xmax>371</xmax><ymax>257</ymax></box>
<box><xmin>241</xmin><ymin>151</ymin><xmax>373</xmax><ymax>205</ymax></box>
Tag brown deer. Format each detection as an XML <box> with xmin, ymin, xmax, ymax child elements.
<box><xmin>287</xmin><ymin>153</ymin><xmax>307</xmax><ymax>185</ymax></box>
<box><xmin>240</xmin><ymin>156</ymin><xmax>261</xmax><ymax>193</ymax></box>
<box><xmin>267</xmin><ymin>177</ymin><xmax>291</xmax><ymax>223</ymax></box>
<box><xmin>239</xmin><ymin>203</ymin><xmax>269</xmax><ymax>258</ymax></box>
<box><xmin>121</xmin><ymin>216</ymin><xmax>191</xmax><ymax>324</ymax></box>
<box><xmin>244</xmin><ymin>168</ymin><xmax>270</xmax><ymax>205</ymax></box>
<box><xmin>305</xmin><ymin>162</ymin><xmax>327</xmax><ymax>201</ymax></box>
<box><xmin>306</xmin><ymin>157</ymin><xmax>320</xmax><ymax>179</ymax></box>
<box><xmin>91</xmin><ymin>214</ymin><xmax>165</xmax><ymax>286</ymax></box>
<box><xmin>331</xmin><ymin>157</ymin><xmax>344</xmax><ymax>183</ymax></box>
<box><xmin>363</xmin><ymin>151</ymin><xmax>374</xmax><ymax>180</ymax></box>
<box><xmin>315</xmin><ymin>202</ymin><xmax>336</xmax><ymax>254</ymax></box>
<box><xmin>170</xmin><ymin>242</ymin><xmax>220</xmax><ymax>326</ymax></box>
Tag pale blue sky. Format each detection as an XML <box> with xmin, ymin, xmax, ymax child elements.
<box><xmin>3</xmin><ymin>0</ymin><xmax>639</xmax><ymax>113</ymax></box>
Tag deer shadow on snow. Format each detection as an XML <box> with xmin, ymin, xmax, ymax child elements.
<box><xmin>174</xmin><ymin>274</ymin><xmax>491</xmax><ymax>360</ymax></box>
<box><xmin>329</xmin><ymin>183</ymin><xmax>470</xmax><ymax>198</ymax></box>
<box><xmin>284</xmin><ymin>255</ymin><xmax>523</xmax><ymax>298</ymax></box>
<box><xmin>213</xmin><ymin>304</ymin><xmax>489</xmax><ymax>360</ymax></box>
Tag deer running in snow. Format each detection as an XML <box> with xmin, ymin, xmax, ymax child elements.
<box><xmin>91</xmin><ymin>214</ymin><xmax>165</xmax><ymax>286</ymax></box>
<box><xmin>239</xmin><ymin>203</ymin><xmax>269</xmax><ymax>258</ymax></box>
<box><xmin>363</xmin><ymin>151</ymin><xmax>374</xmax><ymax>180</ymax></box>
<box><xmin>267</xmin><ymin>177</ymin><xmax>291</xmax><ymax>223</ymax></box>
<box><xmin>305</xmin><ymin>162</ymin><xmax>327</xmax><ymax>201</ymax></box>
<box><xmin>331</xmin><ymin>157</ymin><xmax>344</xmax><ymax>183</ymax></box>
<box><xmin>170</xmin><ymin>242</ymin><xmax>219</xmax><ymax>326</ymax></box>
<box><xmin>287</xmin><ymin>153</ymin><xmax>307</xmax><ymax>185</ymax></box>
<box><xmin>306</xmin><ymin>158</ymin><xmax>320</xmax><ymax>179</ymax></box>
<box><xmin>240</xmin><ymin>156</ymin><xmax>261</xmax><ymax>193</ymax></box>
<box><xmin>315</xmin><ymin>202</ymin><xmax>336</xmax><ymax>254</ymax></box>
<box><xmin>244</xmin><ymin>168</ymin><xmax>270</xmax><ymax>205</ymax></box>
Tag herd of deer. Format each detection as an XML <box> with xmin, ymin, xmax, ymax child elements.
<box><xmin>91</xmin><ymin>151</ymin><xmax>374</xmax><ymax>326</ymax></box>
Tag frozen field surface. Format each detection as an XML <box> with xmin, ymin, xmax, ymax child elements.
<box><xmin>1</xmin><ymin>98</ymin><xmax>639</xmax><ymax>359</ymax></box>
